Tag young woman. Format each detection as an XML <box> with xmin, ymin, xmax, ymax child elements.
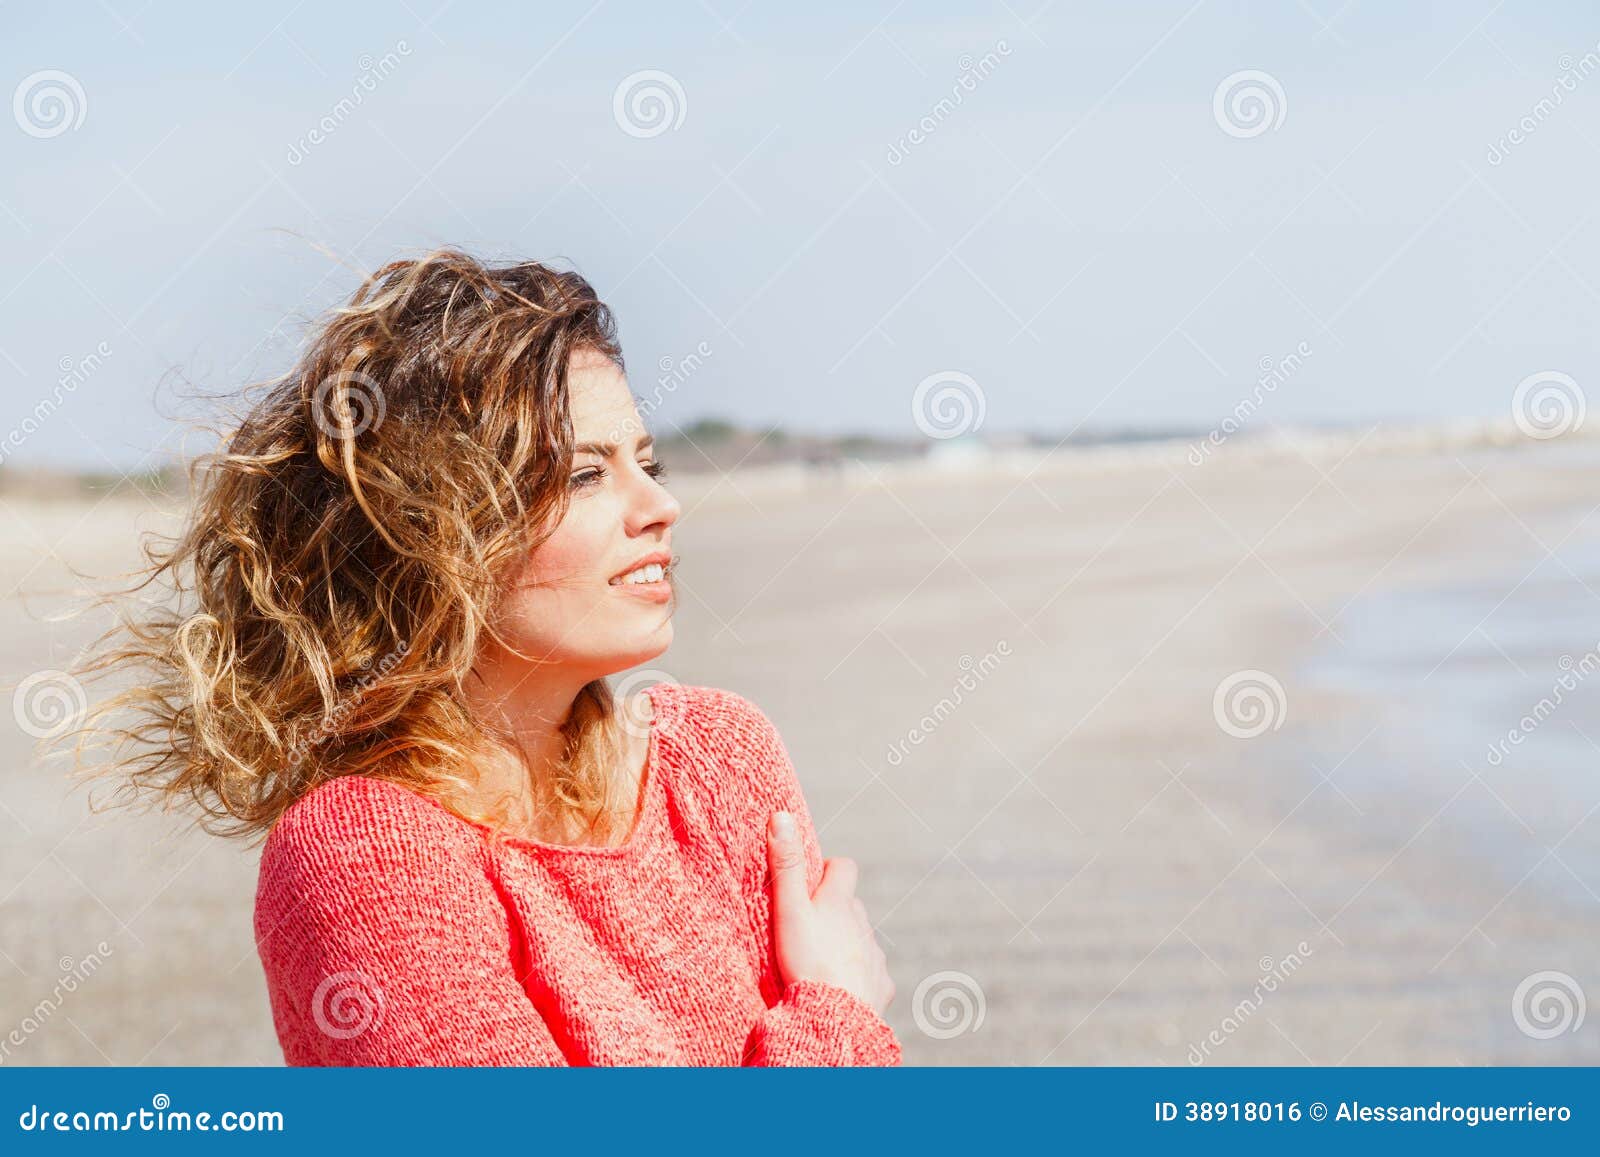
<box><xmin>76</xmin><ymin>249</ymin><xmax>900</xmax><ymax>1065</ymax></box>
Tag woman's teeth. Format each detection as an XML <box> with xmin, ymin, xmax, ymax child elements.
<box><xmin>615</xmin><ymin>562</ymin><xmax>666</xmax><ymax>585</ymax></box>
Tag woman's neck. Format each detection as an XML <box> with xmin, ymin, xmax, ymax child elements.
<box><xmin>460</xmin><ymin>648</ymin><xmax>583</xmax><ymax>829</ymax></box>
<box><xmin>459</xmin><ymin>651</ymin><xmax>649</xmax><ymax>847</ymax></box>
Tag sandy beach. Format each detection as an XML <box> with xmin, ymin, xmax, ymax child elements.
<box><xmin>4</xmin><ymin>430</ymin><xmax>1598</xmax><ymax>1065</ymax></box>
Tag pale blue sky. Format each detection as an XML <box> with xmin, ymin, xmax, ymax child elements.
<box><xmin>4</xmin><ymin>1</ymin><xmax>1599</xmax><ymax>468</ymax></box>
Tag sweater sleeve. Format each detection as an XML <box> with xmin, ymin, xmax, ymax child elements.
<box><xmin>253</xmin><ymin>778</ymin><xmax>570</xmax><ymax>1066</ymax></box>
<box><xmin>712</xmin><ymin>693</ymin><xmax>903</xmax><ymax>1067</ymax></box>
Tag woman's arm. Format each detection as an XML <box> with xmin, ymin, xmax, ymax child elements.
<box><xmin>254</xmin><ymin>779</ymin><xmax>570</xmax><ymax>1066</ymax></box>
<box><xmin>712</xmin><ymin>695</ymin><xmax>903</xmax><ymax>1066</ymax></box>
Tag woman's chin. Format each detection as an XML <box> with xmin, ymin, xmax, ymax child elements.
<box><xmin>610</xmin><ymin>624</ymin><xmax>674</xmax><ymax>670</ymax></box>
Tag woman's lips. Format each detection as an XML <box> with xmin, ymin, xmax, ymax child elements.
<box><xmin>613</xmin><ymin>575</ymin><xmax>671</xmax><ymax>604</ymax></box>
<box><xmin>609</xmin><ymin>551</ymin><xmax>673</xmax><ymax>583</ymax></box>
<box><xmin>611</xmin><ymin>560</ymin><xmax>672</xmax><ymax>604</ymax></box>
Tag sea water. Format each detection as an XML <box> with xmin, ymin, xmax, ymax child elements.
<box><xmin>1292</xmin><ymin>480</ymin><xmax>1600</xmax><ymax>905</ymax></box>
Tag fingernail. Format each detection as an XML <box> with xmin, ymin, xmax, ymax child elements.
<box><xmin>773</xmin><ymin>811</ymin><xmax>795</xmax><ymax>839</ymax></box>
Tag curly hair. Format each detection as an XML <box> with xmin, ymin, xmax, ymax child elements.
<box><xmin>66</xmin><ymin>247</ymin><xmax>642</xmax><ymax>846</ymax></box>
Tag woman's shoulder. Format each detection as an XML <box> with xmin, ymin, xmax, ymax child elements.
<box><xmin>253</xmin><ymin>774</ymin><xmax>504</xmax><ymax>959</ymax></box>
<box><xmin>646</xmin><ymin>682</ymin><xmax>795</xmax><ymax>806</ymax></box>
<box><xmin>257</xmin><ymin>774</ymin><xmax>485</xmax><ymax>897</ymax></box>
<box><xmin>645</xmin><ymin>681</ymin><xmax>782</xmax><ymax>746</ymax></box>
<box><xmin>645</xmin><ymin>683</ymin><xmax>812</xmax><ymax>876</ymax></box>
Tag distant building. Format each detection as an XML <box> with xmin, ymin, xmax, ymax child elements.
<box><xmin>925</xmin><ymin>434</ymin><xmax>991</xmax><ymax>468</ymax></box>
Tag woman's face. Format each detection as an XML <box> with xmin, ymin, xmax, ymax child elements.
<box><xmin>491</xmin><ymin>347</ymin><xmax>681</xmax><ymax>679</ymax></box>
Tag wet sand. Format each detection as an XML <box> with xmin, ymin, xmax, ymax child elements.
<box><xmin>4</xmin><ymin>431</ymin><xmax>1598</xmax><ymax>1064</ymax></box>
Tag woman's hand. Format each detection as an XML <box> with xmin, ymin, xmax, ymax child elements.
<box><xmin>766</xmin><ymin>810</ymin><xmax>895</xmax><ymax>1016</ymax></box>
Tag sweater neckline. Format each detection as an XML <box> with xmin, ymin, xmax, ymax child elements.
<box><xmin>489</xmin><ymin>682</ymin><xmax>664</xmax><ymax>858</ymax></box>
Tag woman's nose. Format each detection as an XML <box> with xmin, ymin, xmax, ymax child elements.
<box><xmin>626</xmin><ymin>465</ymin><xmax>680</xmax><ymax>532</ymax></box>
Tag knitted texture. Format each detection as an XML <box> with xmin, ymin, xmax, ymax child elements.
<box><xmin>253</xmin><ymin>683</ymin><xmax>903</xmax><ymax>1066</ymax></box>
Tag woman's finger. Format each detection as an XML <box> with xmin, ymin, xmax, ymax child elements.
<box><xmin>766</xmin><ymin>811</ymin><xmax>811</xmax><ymax>916</ymax></box>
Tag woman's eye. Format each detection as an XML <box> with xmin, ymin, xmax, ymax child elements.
<box><xmin>570</xmin><ymin>460</ymin><xmax>666</xmax><ymax>490</ymax></box>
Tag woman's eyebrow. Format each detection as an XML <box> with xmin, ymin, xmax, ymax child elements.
<box><xmin>573</xmin><ymin>433</ymin><xmax>655</xmax><ymax>457</ymax></box>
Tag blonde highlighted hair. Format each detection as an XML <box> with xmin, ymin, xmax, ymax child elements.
<box><xmin>68</xmin><ymin>247</ymin><xmax>642</xmax><ymax>845</ymax></box>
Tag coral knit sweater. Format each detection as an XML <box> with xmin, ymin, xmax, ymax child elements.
<box><xmin>253</xmin><ymin>683</ymin><xmax>903</xmax><ymax>1066</ymax></box>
